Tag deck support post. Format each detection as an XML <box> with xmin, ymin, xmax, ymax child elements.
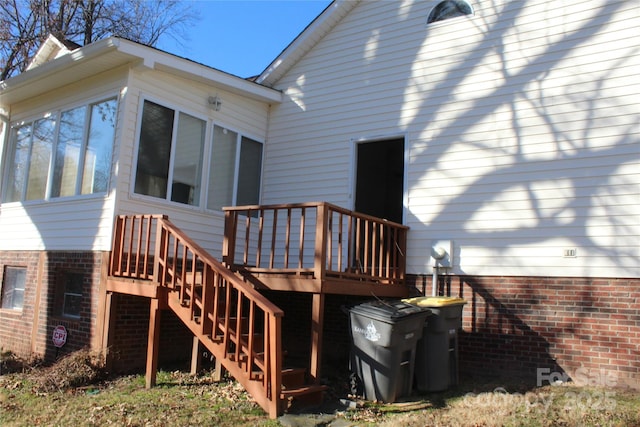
<box><xmin>101</xmin><ymin>292</ymin><xmax>116</xmax><ymax>372</ymax></box>
<box><xmin>309</xmin><ymin>293</ymin><xmax>325</xmax><ymax>384</ymax></box>
<box><xmin>145</xmin><ymin>298</ymin><xmax>161</xmax><ymax>388</ymax></box>
<box><xmin>190</xmin><ymin>336</ymin><xmax>201</xmax><ymax>375</ymax></box>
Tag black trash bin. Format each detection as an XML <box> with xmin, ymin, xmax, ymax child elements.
<box><xmin>348</xmin><ymin>299</ymin><xmax>431</xmax><ymax>402</ymax></box>
<box><xmin>404</xmin><ymin>296</ymin><xmax>466</xmax><ymax>392</ymax></box>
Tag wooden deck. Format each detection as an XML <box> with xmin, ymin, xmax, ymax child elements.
<box><xmin>223</xmin><ymin>202</ymin><xmax>410</xmax><ymax>297</ymax></box>
<box><xmin>105</xmin><ymin>203</ymin><xmax>411</xmax><ymax>418</ymax></box>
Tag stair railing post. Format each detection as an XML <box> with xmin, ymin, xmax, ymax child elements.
<box><xmin>314</xmin><ymin>203</ymin><xmax>328</xmax><ymax>284</ymax></box>
<box><xmin>223</xmin><ymin>209</ymin><xmax>236</xmax><ymax>267</ymax></box>
<box><xmin>110</xmin><ymin>216</ymin><xmax>124</xmax><ymax>276</ymax></box>
<box><xmin>153</xmin><ymin>215</ymin><xmax>168</xmax><ymax>285</ymax></box>
<box><xmin>398</xmin><ymin>226</ymin><xmax>407</xmax><ymax>282</ymax></box>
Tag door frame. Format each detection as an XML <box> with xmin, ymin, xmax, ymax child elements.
<box><xmin>349</xmin><ymin>133</ymin><xmax>408</xmax><ymax>224</ymax></box>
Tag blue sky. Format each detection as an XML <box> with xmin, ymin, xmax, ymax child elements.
<box><xmin>158</xmin><ymin>1</ymin><xmax>332</xmax><ymax>78</ymax></box>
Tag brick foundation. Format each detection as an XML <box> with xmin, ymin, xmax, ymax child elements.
<box><xmin>106</xmin><ymin>294</ymin><xmax>193</xmax><ymax>373</ymax></box>
<box><xmin>3</xmin><ymin>251</ymin><xmax>636</xmax><ymax>390</ymax></box>
<box><xmin>259</xmin><ymin>291</ymin><xmax>371</xmax><ymax>374</ymax></box>
<box><xmin>408</xmin><ymin>274</ymin><xmax>640</xmax><ymax>389</ymax></box>
<box><xmin>0</xmin><ymin>251</ymin><xmax>106</xmax><ymax>364</ymax></box>
<box><xmin>0</xmin><ymin>250</ymin><xmax>210</xmax><ymax>373</ymax></box>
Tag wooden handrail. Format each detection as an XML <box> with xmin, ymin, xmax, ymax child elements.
<box><xmin>110</xmin><ymin>214</ymin><xmax>284</xmax><ymax>418</ymax></box>
<box><xmin>223</xmin><ymin>202</ymin><xmax>408</xmax><ymax>286</ymax></box>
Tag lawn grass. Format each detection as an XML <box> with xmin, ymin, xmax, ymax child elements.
<box><xmin>1</xmin><ymin>369</ymin><xmax>279</xmax><ymax>427</ymax></box>
<box><xmin>2</xmin><ymin>350</ymin><xmax>639</xmax><ymax>426</ymax></box>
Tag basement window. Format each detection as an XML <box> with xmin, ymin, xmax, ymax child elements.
<box><xmin>1</xmin><ymin>266</ymin><xmax>26</xmax><ymax>310</ymax></box>
<box><xmin>59</xmin><ymin>272</ymin><xmax>83</xmax><ymax>318</ymax></box>
<box><xmin>427</xmin><ymin>0</ymin><xmax>473</xmax><ymax>24</ymax></box>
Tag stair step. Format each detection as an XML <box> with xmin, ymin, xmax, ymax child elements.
<box><xmin>281</xmin><ymin>384</ymin><xmax>328</xmax><ymax>409</ymax></box>
<box><xmin>282</xmin><ymin>367</ymin><xmax>307</xmax><ymax>388</ymax></box>
<box><xmin>281</xmin><ymin>384</ymin><xmax>328</xmax><ymax>398</ymax></box>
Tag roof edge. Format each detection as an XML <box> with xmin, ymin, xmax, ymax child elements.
<box><xmin>256</xmin><ymin>0</ymin><xmax>359</xmax><ymax>87</ymax></box>
<box><xmin>1</xmin><ymin>37</ymin><xmax>282</xmax><ymax>107</ymax></box>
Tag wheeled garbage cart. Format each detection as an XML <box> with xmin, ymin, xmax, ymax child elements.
<box><xmin>348</xmin><ymin>299</ymin><xmax>431</xmax><ymax>402</ymax></box>
<box><xmin>403</xmin><ymin>296</ymin><xmax>466</xmax><ymax>392</ymax></box>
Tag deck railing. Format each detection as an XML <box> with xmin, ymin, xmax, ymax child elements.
<box><xmin>110</xmin><ymin>214</ymin><xmax>284</xmax><ymax>418</ymax></box>
<box><xmin>223</xmin><ymin>202</ymin><xmax>409</xmax><ymax>286</ymax></box>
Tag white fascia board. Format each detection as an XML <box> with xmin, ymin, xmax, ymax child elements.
<box><xmin>0</xmin><ymin>38</ymin><xmax>123</xmax><ymax>107</ymax></box>
<box><xmin>1</xmin><ymin>37</ymin><xmax>118</xmax><ymax>86</ymax></box>
<box><xmin>26</xmin><ymin>34</ymin><xmax>72</xmax><ymax>70</ymax></box>
<box><xmin>108</xmin><ymin>39</ymin><xmax>282</xmax><ymax>104</ymax></box>
<box><xmin>1</xmin><ymin>37</ymin><xmax>282</xmax><ymax>108</ymax></box>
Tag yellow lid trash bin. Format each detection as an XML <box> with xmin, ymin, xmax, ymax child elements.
<box><xmin>403</xmin><ymin>296</ymin><xmax>466</xmax><ymax>307</ymax></box>
<box><xmin>403</xmin><ymin>296</ymin><xmax>466</xmax><ymax>392</ymax></box>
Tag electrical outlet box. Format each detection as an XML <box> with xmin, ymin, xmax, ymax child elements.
<box><xmin>431</xmin><ymin>239</ymin><xmax>453</xmax><ymax>267</ymax></box>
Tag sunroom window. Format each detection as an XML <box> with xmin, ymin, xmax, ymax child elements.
<box><xmin>133</xmin><ymin>100</ymin><xmax>263</xmax><ymax>210</ymax></box>
<box><xmin>2</xmin><ymin>97</ymin><xmax>117</xmax><ymax>203</ymax></box>
<box><xmin>427</xmin><ymin>0</ymin><xmax>473</xmax><ymax>24</ymax></box>
<box><xmin>134</xmin><ymin>100</ymin><xmax>206</xmax><ymax>205</ymax></box>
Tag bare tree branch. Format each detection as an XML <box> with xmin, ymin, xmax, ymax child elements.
<box><xmin>0</xmin><ymin>0</ymin><xmax>196</xmax><ymax>80</ymax></box>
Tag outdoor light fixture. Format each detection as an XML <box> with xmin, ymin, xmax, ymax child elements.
<box><xmin>208</xmin><ymin>95</ymin><xmax>222</xmax><ymax>111</ymax></box>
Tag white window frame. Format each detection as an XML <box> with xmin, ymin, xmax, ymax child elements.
<box><xmin>1</xmin><ymin>266</ymin><xmax>26</xmax><ymax>311</ymax></box>
<box><xmin>132</xmin><ymin>97</ymin><xmax>209</xmax><ymax>207</ymax></box>
<box><xmin>1</xmin><ymin>94</ymin><xmax>119</xmax><ymax>204</ymax></box>
<box><xmin>131</xmin><ymin>96</ymin><xmax>264</xmax><ymax>212</ymax></box>
<box><xmin>60</xmin><ymin>271</ymin><xmax>83</xmax><ymax>319</ymax></box>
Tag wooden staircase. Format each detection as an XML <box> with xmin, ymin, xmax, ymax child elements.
<box><xmin>107</xmin><ymin>214</ymin><xmax>327</xmax><ymax>418</ymax></box>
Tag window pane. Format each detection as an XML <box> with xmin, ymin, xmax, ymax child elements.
<box><xmin>25</xmin><ymin>117</ymin><xmax>55</xmax><ymax>200</ymax></box>
<box><xmin>62</xmin><ymin>273</ymin><xmax>83</xmax><ymax>317</ymax></box>
<box><xmin>3</xmin><ymin>124</ymin><xmax>31</xmax><ymax>202</ymax></box>
<box><xmin>171</xmin><ymin>113</ymin><xmax>205</xmax><ymax>205</ymax></box>
<box><xmin>134</xmin><ymin>100</ymin><xmax>174</xmax><ymax>198</ymax></box>
<box><xmin>236</xmin><ymin>137</ymin><xmax>263</xmax><ymax>206</ymax></box>
<box><xmin>207</xmin><ymin>126</ymin><xmax>238</xmax><ymax>210</ymax></box>
<box><xmin>81</xmin><ymin>98</ymin><xmax>117</xmax><ymax>194</ymax></box>
<box><xmin>1</xmin><ymin>267</ymin><xmax>26</xmax><ymax>310</ymax></box>
<box><xmin>63</xmin><ymin>294</ymin><xmax>82</xmax><ymax>317</ymax></box>
<box><xmin>428</xmin><ymin>0</ymin><xmax>473</xmax><ymax>24</ymax></box>
<box><xmin>52</xmin><ymin>107</ymin><xmax>85</xmax><ymax>197</ymax></box>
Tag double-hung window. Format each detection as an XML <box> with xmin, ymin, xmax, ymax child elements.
<box><xmin>2</xmin><ymin>97</ymin><xmax>118</xmax><ymax>202</ymax></box>
<box><xmin>133</xmin><ymin>99</ymin><xmax>263</xmax><ymax>210</ymax></box>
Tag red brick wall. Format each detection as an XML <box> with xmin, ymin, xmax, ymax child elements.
<box><xmin>4</xmin><ymin>250</ymin><xmax>636</xmax><ymax>390</ymax></box>
<box><xmin>106</xmin><ymin>294</ymin><xmax>150</xmax><ymax>372</ymax></box>
<box><xmin>259</xmin><ymin>290</ymin><xmax>383</xmax><ymax>375</ymax></box>
<box><xmin>106</xmin><ymin>294</ymin><xmax>194</xmax><ymax>374</ymax></box>
<box><xmin>0</xmin><ymin>251</ymin><xmax>106</xmax><ymax>363</ymax></box>
<box><xmin>407</xmin><ymin>274</ymin><xmax>640</xmax><ymax>389</ymax></box>
<box><xmin>41</xmin><ymin>252</ymin><xmax>105</xmax><ymax>360</ymax></box>
<box><xmin>0</xmin><ymin>251</ymin><xmax>41</xmax><ymax>358</ymax></box>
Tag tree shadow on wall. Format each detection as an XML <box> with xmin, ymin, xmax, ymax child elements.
<box><xmin>441</xmin><ymin>275</ymin><xmax>567</xmax><ymax>389</ymax></box>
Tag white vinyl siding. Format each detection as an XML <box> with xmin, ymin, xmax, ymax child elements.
<box><xmin>263</xmin><ymin>0</ymin><xmax>639</xmax><ymax>278</ymax></box>
<box><xmin>0</xmin><ymin>71</ymin><xmax>123</xmax><ymax>251</ymax></box>
<box><xmin>115</xmin><ymin>68</ymin><xmax>271</xmax><ymax>256</ymax></box>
